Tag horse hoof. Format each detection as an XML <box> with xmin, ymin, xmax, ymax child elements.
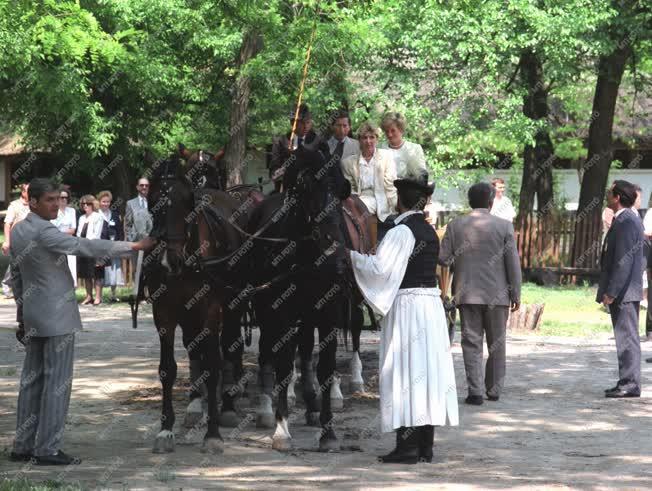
<box><xmin>305</xmin><ymin>411</ymin><xmax>321</xmax><ymax>427</ymax></box>
<box><xmin>256</xmin><ymin>413</ymin><xmax>275</xmax><ymax>429</ymax></box>
<box><xmin>219</xmin><ymin>410</ymin><xmax>241</xmax><ymax>428</ymax></box>
<box><xmin>350</xmin><ymin>382</ymin><xmax>365</xmax><ymax>394</ymax></box>
<box><xmin>184</xmin><ymin>411</ymin><xmax>204</xmax><ymax>428</ymax></box>
<box><xmin>330</xmin><ymin>397</ymin><xmax>344</xmax><ymax>411</ymax></box>
<box><xmin>153</xmin><ymin>430</ymin><xmax>175</xmax><ymax>453</ymax></box>
<box><xmin>201</xmin><ymin>437</ymin><xmax>224</xmax><ymax>454</ymax></box>
<box><xmin>318</xmin><ymin>435</ymin><xmax>340</xmax><ymax>452</ymax></box>
<box><xmin>272</xmin><ymin>436</ymin><xmax>293</xmax><ymax>451</ymax></box>
<box><xmin>184</xmin><ymin>398</ymin><xmax>205</xmax><ymax>428</ymax></box>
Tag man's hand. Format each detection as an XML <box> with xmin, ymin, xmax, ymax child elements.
<box><xmin>510</xmin><ymin>301</ymin><xmax>520</xmax><ymax>312</ymax></box>
<box><xmin>602</xmin><ymin>294</ymin><xmax>615</xmax><ymax>306</ymax></box>
<box><xmin>2</xmin><ymin>242</ymin><xmax>9</xmax><ymax>256</ymax></box>
<box><xmin>133</xmin><ymin>236</ymin><xmax>157</xmax><ymax>251</ymax></box>
<box><xmin>16</xmin><ymin>323</ymin><xmax>26</xmax><ymax>346</ymax></box>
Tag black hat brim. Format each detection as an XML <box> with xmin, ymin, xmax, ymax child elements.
<box><xmin>394</xmin><ymin>178</ymin><xmax>435</xmax><ymax>196</ymax></box>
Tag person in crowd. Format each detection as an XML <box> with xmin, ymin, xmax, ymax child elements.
<box><xmin>341</xmin><ymin>122</ymin><xmax>397</xmax><ymax>247</ymax></box>
<box><xmin>348</xmin><ymin>170</ymin><xmax>458</xmax><ymax>464</ymax></box>
<box><xmin>599</xmin><ymin>180</ymin><xmax>645</xmax><ymax>398</ymax></box>
<box><xmin>97</xmin><ymin>190</ymin><xmax>124</xmax><ymax>302</ymax></box>
<box><xmin>327</xmin><ymin>110</ymin><xmax>359</xmax><ymax>163</ymax></box>
<box><xmin>9</xmin><ymin>178</ymin><xmax>154</xmax><ymax>466</ymax></box>
<box><xmin>76</xmin><ymin>195</ymin><xmax>105</xmax><ymax>305</ymax></box>
<box><xmin>439</xmin><ymin>182</ymin><xmax>521</xmax><ymax>405</ymax></box>
<box><xmin>2</xmin><ymin>183</ymin><xmax>30</xmax><ymax>298</ymax></box>
<box><xmin>643</xmin><ymin>191</ymin><xmax>652</xmax><ymax>341</ymax></box>
<box><xmin>489</xmin><ymin>177</ymin><xmax>516</xmax><ymax>222</ymax></box>
<box><xmin>379</xmin><ymin>112</ymin><xmax>427</xmax><ymax>179</ymax></box>
<box><xmin>125</xmin><ymin>177</ymin><xmax>151</xmax><ymax>283</ymax></box>
<box><xmin>270</xmin><ymin>104</ymin><xmax>324</xmax><ymax>191</ymax></box>
<box><xmin>631</xmin><ymin>185</ymin><xmax>648</xmax><ymax>310</ymax></box>
<box><xmin>50</xmin><ymin>188</ymin><xmax>77</xmax><ymax>286</ymax></box>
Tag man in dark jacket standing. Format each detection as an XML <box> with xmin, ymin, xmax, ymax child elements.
<box><xmin>599</xmin><ymin>180</ymin><xmax>645</xmax><ymax>398</ymax></box>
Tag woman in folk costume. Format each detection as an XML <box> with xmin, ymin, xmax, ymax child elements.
<box><xmin>348</xmin><ymin>170</ymin><xmax>458</xmax><ymax>464</ymax></box>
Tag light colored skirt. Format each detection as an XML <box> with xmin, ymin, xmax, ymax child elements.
<box><xmin>67</xmin><ymin>255</ymin><xmax>77</xmax><ymax>287</ymax></box>
<box><xmin>104</xmin><ymin>257</ymin><xmax>124</xmax><ymax>286</ymax></box>
<box><xmin>379</xmin><ymin>287</ymin><xmax>459</xmax><ymax>432</ymax></box>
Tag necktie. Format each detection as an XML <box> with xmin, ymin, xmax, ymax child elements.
<box><xmin>140</xmin><ymin>197</ymin><xmax>146</xmax><ymax>209</ymax></box>
<box><xmin>297</xmin><ymin>136</ymin><xmax>303</xmax><ymax>148</ymax></box>
<box><xmin>334</xmin><ymin>140</ymin><xmax>345</xmax><ymax>161</ymax></box>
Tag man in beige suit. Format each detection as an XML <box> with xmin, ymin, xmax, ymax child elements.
<box><xmin>439</xmin><ymin>182</ymin><xmax>521</xmax><ymax>405</ymax></box>
<box><xmin>341</xmin><ymin>122</ymin><xmax>397</xmax><ymax>246</ymax></box>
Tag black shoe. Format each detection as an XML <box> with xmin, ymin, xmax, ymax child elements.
<box><xmin>487</xmin><ymin>394</ymin><xmax>499</xmax><ymax>401</ymax></box>
<box><xmin>465</xmin><ymin>395</ymin><xmax>483</xmax><ymax>405</ymax></box>
<box><xmin>35</xmin><ymin>450</ymin><xmax>80</xmax><ymax>466</ymax></box>
<box><xmin>417</xmin><ymin>425</ymin><xmax>434</xmax><ymax>463</ymax></box>
<box><xmin>605</xmin><ymin>389</ymin><xmax>640</xmax><ymax>398</ymax></box>
<box><xmin>646</xmin><ymin>358</ymin><xmax>652</xmax><ymax>363</ymax></box>
<box><xmin>604</xmin><ymin>386</ymin><xmax>621</xmax><ymax>394</ymax></box>
<box><xmin>378</xmin><ymin>427</ymin><xmax>419</xmax><ymax>464</ymax></box>
<box><xmin>9</xmin><ymin>451</ymin><xmax>33</xmax><ymax>462</ymax></box>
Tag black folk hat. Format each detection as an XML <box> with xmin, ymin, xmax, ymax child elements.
<box><xmin>394</xmin><ymin>169</ymin><xmax>435</xmax><ymax>196</ymax></box>
<box><xmin>289</xmin><ymin>103</ymin><xmax>311</xmax><ymax>121</ymax></box>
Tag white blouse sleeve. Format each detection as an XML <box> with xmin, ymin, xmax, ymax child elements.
<box><xmin>349</xmin><ymin>224</ymin><xmax>416</xmax><ymax>316</ymax></box>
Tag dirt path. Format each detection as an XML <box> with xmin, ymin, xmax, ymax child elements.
<box><xmin>1</xmin><ymin>299</ymin><xmax>652</xmax><ymax>490</ymax></box>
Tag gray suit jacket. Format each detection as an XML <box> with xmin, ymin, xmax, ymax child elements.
<box><xmin>10</xmin><ymin>213</ymin><xmax>133</xmax><ymax>337</ymax></box>
<box><xmin>596</xmin><ymin>208</ymin><xmax>645</xmax><ymax>303</ymax></box>
<box><xmin>439</xmin><ymin>208</ymin><xmax>521</xmax><ymax>306</ymax></box>
<box><xmin>124</xmin><ymin>196</ymin><xmax>151</xmax><ymax>241</ymax></box>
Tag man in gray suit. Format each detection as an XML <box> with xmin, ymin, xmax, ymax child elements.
<box><xmin>599</xmin><ymin>180</ymin><xmax>645</xmax><ymax>398</ymax></box>
<box><xmin>124</xmin><ymin>176</ymin><xmax>150</xmax><ymax>241</ymax></box>
<box><xmin>439</xmin><ymin>182</ymin><xmax>521</xmax><ymax>406</ymax></box>
<box><xmin>9</xmin><ymin>178</ymin><xmax>154</xmax><ymax>465</ymax></box>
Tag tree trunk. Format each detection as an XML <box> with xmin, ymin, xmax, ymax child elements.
<box><xmin>223</xmin><ymin>30</ymin><xmax>263</xmax><ymax>187</ymax></box>
<box><xmin>516</xmin><ymin>50</ymin><xmax>554</xmax><ymax>229</ymax></box>
<box><xmin>515</xmin><ymin>49</ymin><xmax>555</xmax><ymax>265</ymax></box>
<box><xmin>571</xmin><ymin>43</ymin><xmax>631</xmax><ymax>268</ymax></box>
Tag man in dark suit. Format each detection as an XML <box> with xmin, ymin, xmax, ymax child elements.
<box><xmin>269</xmin><ymin>104</ymin><xmax>325</xmax><ymax>191</ymax></box>
<box><xmin>598</xmin><ymin>180</ymin><xmax>645</xmax><ymax>398</ymax></box>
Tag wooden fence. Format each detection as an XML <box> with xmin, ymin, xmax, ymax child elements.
<box><xmin>435</xmin><ymin>209</ymin><xmax>604</xmax><ymax>283</ymax></box>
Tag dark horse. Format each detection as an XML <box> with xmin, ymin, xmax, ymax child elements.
<box><xmin>143</xmin><ymin>149</ymin><xmax>243</xmax><ymax>453</ymax></box>
<box><xmin>239</xmin><ymin>146</ymin><xmax>351</xmax><ymax>451</ymax></box>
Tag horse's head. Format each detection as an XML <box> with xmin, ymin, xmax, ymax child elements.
<box><xmin>179</xmin><ymin>143</ymin><xmax>227</xmax><ymax>191</ymax></box>
<box><xmin>147</xmin><ymin>153</ymin><xmax>196</xmax><ymax>276</ymax></box>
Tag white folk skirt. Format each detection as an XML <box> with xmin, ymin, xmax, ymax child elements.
<box><xmin>379</xmin><ymin>287</ymin><xmax>459</xmax><ymax>432</ymax></box>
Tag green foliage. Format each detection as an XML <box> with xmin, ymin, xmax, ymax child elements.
<box><xmin>0</xmin><ymin>0</ymin><xmax>649</xmax><ymax>188</ymax></box>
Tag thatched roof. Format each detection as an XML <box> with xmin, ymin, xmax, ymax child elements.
<box><xmin>0</xmin><ymin>134</ymin><xmax>25</xmax><ymax>155</ymax></box>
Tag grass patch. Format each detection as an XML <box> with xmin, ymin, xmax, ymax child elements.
<box><xmin>73</xmin><ymin>286</ymin><xmax>134</xmax><ymax>305</ymax></box>
<box><xmin>520</xmin><ymin>282</ymin><xmax>646</xmax><ymax>337</ymax></box>
<box><xmin>0</xmin><ymin>478</ymin><xmax>82</xmax><ymax>491</ymax></box>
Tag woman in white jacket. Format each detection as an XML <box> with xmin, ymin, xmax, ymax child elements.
<box><xmin>76</xmin><ymin>195</ymin><xmax>105</xmax><ymax>305</ymax></box>
<box><xmin>379</xmin><ymin>112</ymin><xmax>427</xmax><ymax>179</ymax></box>
<box><xmin>341</xmin><ymin>122</ymin><xmax>398</xmax><ymax>247</ymax></box>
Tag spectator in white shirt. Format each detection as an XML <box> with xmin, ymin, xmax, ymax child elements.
<box><xmin>490</xmin><ymin>177</ymin><xmax>516</xmax><ymax>222</ymax></box>
<box><xmin>76</xmin><ymin>195</ymin><xmax>105</xmax><ymax>305</ymax></box>
<box><xmin>379</xmin><ymin>112</ymin><xmax>427</xmax><ymax>179</ymax></box>
<box><xmin>2</xmin><ymin>183</ymin><xmax>30</xmax><ymax>298</ymax></box>
<box><xmin>51</xmin><ymin>188</ymin><xmax>78</xmax><ymax>286</ymax></box>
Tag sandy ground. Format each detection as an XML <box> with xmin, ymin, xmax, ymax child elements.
<box><xmin>1</xmin><ymin>299</ymin><xmax>652</xmax><ymax>490</ymax></box>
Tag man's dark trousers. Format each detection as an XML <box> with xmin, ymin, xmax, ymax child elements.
<box><xmin>610</xmin><ymin>300</ymin><xmax>641</xmax><ymax>391</ymax></box>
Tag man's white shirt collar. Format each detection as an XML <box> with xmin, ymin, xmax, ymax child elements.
<box><xmin>394</xmin><ymin>210</ymin><xmax>423</xmax><ymax>224</ymax></box>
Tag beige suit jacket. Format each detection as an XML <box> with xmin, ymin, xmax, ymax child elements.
<box><xmin>439</xmin><ymin>208</ymin><xmax>521</xmax><ymax>306</ymax></box>
<box><xmin>341</xmin><ymin>149</ymin><xmax>397</xmax><ymax>222</ymax></box>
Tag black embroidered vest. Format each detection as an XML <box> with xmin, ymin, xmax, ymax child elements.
<box><xmin>399</xmin><ymin>213</ymin><xmax>439</xmax><ymax>289</ymax></box>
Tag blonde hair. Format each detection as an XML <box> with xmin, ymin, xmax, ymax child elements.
<box><xmin>356</xmin><ymin>121</ymin><xmax>381</xmax><ymax>140</ymax></box>
<box><xmin>80</xmin><ymin>194</ymin><xmax>99</xmax><ymax>212</ymax></box>
<box><xmin>97</xmin><ymin>190</ymin><xmax>113</xmax><ymax>202</ymax></box>
<box><xmin>381</xmin><ymin>112</ymin><xmax>407</xmax><ymax>133</ymax></box>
